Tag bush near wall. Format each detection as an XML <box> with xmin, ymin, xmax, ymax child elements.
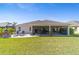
<box><xmin>7</xmin><ymin>28</ymin><xmax>15</xmax><ymax>35</ymax></box>
<box><xmin>69</xmin><ymin>27</ymin><xmax>79</xmax><ymax>36</ymax></box>
<box><xmin>70</xmin><ymin>28</ymin><xmax>74</xmax><ymax>35</ymax></box>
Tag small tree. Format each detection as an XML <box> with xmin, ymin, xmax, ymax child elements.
<box><xmin>7</xmin><ymin>28</ymin><xmax>15</xmax><ymax>34</ymax></box>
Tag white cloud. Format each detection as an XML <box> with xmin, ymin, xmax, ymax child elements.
<box><xmin>16</xmin><ymin>3</ymin><xmax>35</xmax><ymax>9</ymax></box>
<box><xmin>16</xmin><ymin>4</ymin><xmax>26</xmax><ymax>9</ymax></box>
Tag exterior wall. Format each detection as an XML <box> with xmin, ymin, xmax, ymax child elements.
<box><xmin>70</xmin><ymin>26</ymin><xmax>79</xmax><ymax>35</ymax></box>
<box><xmin>74</xmin><ymin>27</ymin><xmax>79</xmax><ymax>35</ymax></box>
<box><xmin>16</xmin><ymin>25</ymin><xmax>32</xmax><ymax>34</ymax></box>
<box><xmin>16</xmin><ymin>25</ymin><xmax>68</xmax><ymax>35</ymax></box>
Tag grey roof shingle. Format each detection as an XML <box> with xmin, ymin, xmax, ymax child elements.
<box><xmin>68</xmin><ymin>21</ymin><xmax>79</xmax><ymax>26</ymax></box>
<box><xmin>17</xmin><ymin>20</ymin><xmax>68</xmax><ymax>27</ymax></box>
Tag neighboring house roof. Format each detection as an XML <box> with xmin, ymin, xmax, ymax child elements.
<box><xmin>17</xmin><ymin>20</ymin><xmax>68</xmax><ymax>27</ymax></box>
<box><xmin>0</xmin><ymin>22</ymin><xmax>15</xmax><ymax>27</ymax></box>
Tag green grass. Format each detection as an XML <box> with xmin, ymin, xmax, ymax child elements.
<box><xmin>0</xmin><ymin>37</ymin><xmax>79</xmax><ymax>55</ymax></box>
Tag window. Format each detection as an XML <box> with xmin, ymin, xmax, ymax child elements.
<box><xmin>22</xmin><ymin>31</ymin><xmax>25</xmax><ymax>34</ymax></box>
<box><xmin>29</xmin><ymin>27</ymin><xmax>31</xmax><ymax>31</ymax></box>
<box><xmin>74</xmin><ymin>27</ymin><xmax>77</xmax><ymax>31</ymax></box>
<box><xmin>75</xmin><ymin>27</ymin><xmax>77</xmax><ymax>29</ymax></box>
<box><xmin>18</xmin><ymin>27</ymin><xmax>21</xmax><ymax>31</ymax></box>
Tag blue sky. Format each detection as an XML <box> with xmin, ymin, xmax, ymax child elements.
<box><xmin>0</xmin><ymin>3</ymin><xmax>79</xmax><ymax>24</ymax></box>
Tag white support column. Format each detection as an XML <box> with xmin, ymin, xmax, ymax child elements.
<box><xmin>31</xmin><ymin>26</ymin><xmax>33</xmax><ymax>34</ymax></box>
<box><xmin>49</xmin><ymin>25</ymin><xmax>52</xmax><ymax>36</ymax></box>
<box><xmin>67</xmin><ymin>26</ymin><xmax>70</xmax><ymax>36</ymax></box>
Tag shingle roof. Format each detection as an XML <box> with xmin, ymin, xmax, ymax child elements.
<box><xmin>17</xmin><ymin>20</ymin><xmax>68</xmax><ymax>26</ymax></box>
<box><xmin>68</xmin><ymin>21</ymin><xmax>79</xmax><ymax>26</ymax></box>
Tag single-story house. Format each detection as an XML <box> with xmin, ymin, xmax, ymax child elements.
<box><xmin>15</xmin><ymin>20</ymin><xmax>79</xmax><ymax>36</ymax></box>
<box><xmin>16</xmin><ymin>20</ymin><xmax>71</xmax><ymax>36</ymax></box>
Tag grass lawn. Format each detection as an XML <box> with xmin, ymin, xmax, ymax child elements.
<box><xmin>0</xmin><ymin>37</ymin><xmax>79</xmax><ymax>55</ymax></box>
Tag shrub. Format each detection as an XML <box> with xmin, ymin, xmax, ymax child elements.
<box><xmin>70</xmin><ymin>28</ymin><xmax>74</xmax><ymax>35</ymax></box>
<box><xmin>7</xmin><ymin>28</ymin><xmax>15</xmax><ymax>34</ymax></box>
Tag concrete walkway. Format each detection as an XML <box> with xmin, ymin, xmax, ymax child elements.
<box><xmin>11</xmin><ymin>34</ymin><xmax>38</xmax><ymax>38</ymax></box>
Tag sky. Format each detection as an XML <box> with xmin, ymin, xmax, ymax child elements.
<box><xmin>0</xmin><ymin>3</ymin><xmax>79</xmax><ymax>24</ymax></box>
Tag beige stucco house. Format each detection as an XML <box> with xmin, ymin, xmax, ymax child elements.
<box><xmin>15</xmin><ymin>20</ymin><xmax>79</xmax><ymax>36</ymax></box>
